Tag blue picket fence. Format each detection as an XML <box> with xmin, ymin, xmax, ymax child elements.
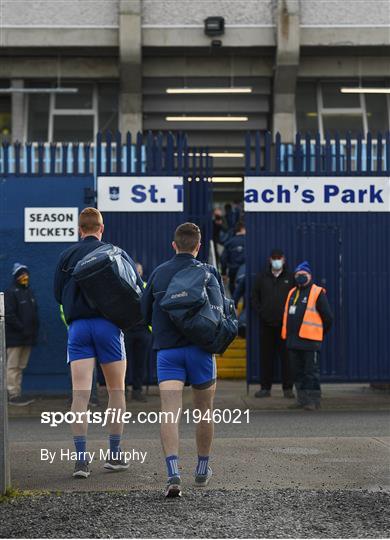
<box><xmin>0</xmin><ymin>130</ymin><xmax>212</xmax><ymax>177</ymax></box>
<box><xmin>245</xmin><ymin>131</ymin><xmax>390</xmax><ymax>175</ymax></box>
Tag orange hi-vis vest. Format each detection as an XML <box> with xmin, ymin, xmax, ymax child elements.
<box><xmin>281</xmin><ymin>284</ymin><xmax>324</xmax><ymax>342</ymax></box>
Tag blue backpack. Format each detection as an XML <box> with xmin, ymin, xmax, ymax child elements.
<box><xmin>72</xmin><ymin>244</ymin><xmax>143</xmax><ymax>330</ymax></box>
<box><xmin>160</xmin><ymin>264</ymin><xmax>238</xmax><ymax>354</ymax></box>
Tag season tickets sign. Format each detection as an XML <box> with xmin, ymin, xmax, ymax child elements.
<box><xmin>25</xmin><ymin>208</ymin><xmax>78</xmax><ymax>242</ymax></box>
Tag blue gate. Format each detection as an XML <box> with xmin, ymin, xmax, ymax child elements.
<box><xmin>0</xmin><ymin>132</ymin><xmax>212</xmax><ymax>393</ymax></box>
<box><xmin>245</xmin><ymin>131</ymin><xmax>390</xmax><ymax>383</ymax></box>
<box><xmin>0</xmin><ymin>175</ymin><xmax>94</xmax><ymax>393</ymax></box>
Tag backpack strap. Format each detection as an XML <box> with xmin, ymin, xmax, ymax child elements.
<box><xmin>62</xmin><ymin>241</ymin><xmax>113</xmax><ymax>274</ymax></box>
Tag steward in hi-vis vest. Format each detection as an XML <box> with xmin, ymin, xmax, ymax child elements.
<box><xmin>282</xmin><ymin>283</ymin><xmax>326</xmax><ymax>345</ymax></box>
<box><xmin>281</xmin><ymin>261</ymin><xmax>333</xmax><ymax>411</ymax></box>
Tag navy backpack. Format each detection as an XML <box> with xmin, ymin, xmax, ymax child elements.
<box><xmin>160</xmin><ymin>264</ymin><xmax>238</xmax><ymax>354</ymax></box>
<box><xmin>72</xmin><ymin>244</ymin><xmax>143</xmax><ymax>330</ymax></box>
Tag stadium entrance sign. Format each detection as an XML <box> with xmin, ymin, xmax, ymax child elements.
<box><xmin>244</xmin><ymin>177</ymin><xmax>390</xmax><ymax>212</ymax></box>
<box><xmin>97</xmin><ymin>176</ymin><xmax>184</xmax><ymax>212</ymax></box>
<box><xmin>24</xmin><ymin>207</ymin><xmax>78</xmax><ymax>242</ymax></box>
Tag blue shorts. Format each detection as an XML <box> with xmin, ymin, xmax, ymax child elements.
<box><xmin>67</xmin><ymin>318</ymin><xmax>126</xmax><ymax>364</ymax></box>
<box><xmin>157</xmin><ymin>345</ymin><xmax>216</xmax><ymax>388</ymax></box>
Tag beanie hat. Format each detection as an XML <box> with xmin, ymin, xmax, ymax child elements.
<box><xmin>294</xmin><ymin>261</ymin><xmax>312</xmax><ymax>275</ymax></box>
<box><xmin>12</xmin><ymin>262</ymin><xmax>29</xmax><ymax>278</ymax></box>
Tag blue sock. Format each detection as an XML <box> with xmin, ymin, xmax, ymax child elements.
<box><xmin>196</xmin><ymin>455</ymin><xmax>209</xmax><ymax>475</ymax></box>
<box><xmin>109</xmin><ymin>434</ymin><xmax>121</xmax><ymax>459</ymax></box>
<box><xmin>166</xmin><ymin>455</ymin><xmax>179</xmax><ymax>478</ymax></box>
<box><xmin>73</xmin><ymin>436</ymin><xmax>87</xmax><ymax>463</ymax></box>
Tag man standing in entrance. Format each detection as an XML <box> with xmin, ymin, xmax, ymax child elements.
<box><xmin>141</xmin><ymin>223</ymin><xmax>223</xmax><ymax>498</ymax></box>
<box><xmin>281</xmin><ymin>261</ymin><xmax>333</xmax><ymax>411</ymax></box>
<box><xmin>251</xmin><ymin>249</ymin><xmax>294</xmax><ymax>398</ymax></box>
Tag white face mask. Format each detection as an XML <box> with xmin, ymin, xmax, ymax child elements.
<box><xmin>271</xmin><ymin>259</ymin><xmax>283</xmax><ymax>271</ymax></box>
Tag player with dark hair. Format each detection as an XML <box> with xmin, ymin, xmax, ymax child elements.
<box><xmin>141</xmin><ymin>222</ymin><xmax>225</xmax><ymax>498</ymax></box>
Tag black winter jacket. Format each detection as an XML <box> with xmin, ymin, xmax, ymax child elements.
<box><xmin>5</xmin><ymin>283</ymin><xmax>39</xmax><ymax>347</ymax></box>
<box><xmin>251</xmin><ymin>266</ymin><xmax>294</xmax><ymax>327</ymax></box>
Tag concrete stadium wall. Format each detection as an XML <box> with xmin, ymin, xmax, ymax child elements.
<box><xmin>2</xmin><ymin>0</ymin><xmax>389</xmax><ymax>49</ymax></box>
<box><xmin>143</xmin><ymin>0</ymin><xmax>390</xmax><ymax>28</ymax></box>
<box><xmin>1</xmin><ymin>0</ymin><xmax>119</xmax><ymax>27</ymax></box>
<box><xmin>4</xmin><ymin>0</ymin><xmax>389</xmax><ymax>30</ymax></box>
<box><xmin>300</xmin><ymin>0</ymin><xmax>390</xmax><ymax>26</ymax></box>
<box><xmin>142</xmin><ymin>0</ymin><xmax>274</xmax><ymax>26</ymax></box>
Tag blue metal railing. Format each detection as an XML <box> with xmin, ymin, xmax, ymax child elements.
<box><xmin>3</xmin><ymin>130</ymin><xmax>388</xmax><ymax>177</ymax></box>
<box><xmin>0</xmin><ymin>139</ymin><xmax>145</xmax><ymax>176</ymax></box>
<box><xmin>0</xmin><ymin>131</ymin><xmax>212</xmax><ymax>177</ymax></box>
<box><xmin>245</xmin><ymin>131</ymin><xmax>390</xmax><ymax>175</ymax></box>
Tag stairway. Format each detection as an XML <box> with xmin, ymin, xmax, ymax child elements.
<box><xmin>216</xmin><ymin>337</ymin><xmax>246</xmax><ymax>379</ymax></box>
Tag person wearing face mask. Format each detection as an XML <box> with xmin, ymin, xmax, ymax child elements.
<box><xmin>281</xmin><ymin>261</ymin><xmax>333</xmax><ymax>411</ymax></box>
<box><xmin>251</xmin><ymin>249</ymin><xmax>295</xmax><ymax>398</ymax></box>
<box><xmin>5</xmin><ymin>263</ymin><xmax>39</xmax><ymax>406</ymax></box>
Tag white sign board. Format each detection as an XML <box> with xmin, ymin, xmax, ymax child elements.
<box><xmin>25</xmin><ymin>208</ymin><xmax>78</xmax><ymax>242</ymax></box>
<box><xmin>97</xmin><ymin>176</ymin><xmax>184</xmax><ymax>212</ymax></box>
<box><xmin>244</xmin><ymin>177</ymin><xmax>390</xmax><ymax>212</ymax></box>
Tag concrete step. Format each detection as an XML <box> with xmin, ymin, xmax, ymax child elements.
<box><xmin>227</xmin><ymin>337</ymin><xmax>246</xmax><ymax>350</ymax></box>
<box><xmin>217</xmin><ymin>367</ymin><xmax>246</xmax><ymax>379</ymax></box>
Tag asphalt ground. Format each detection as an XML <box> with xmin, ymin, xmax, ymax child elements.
<box><xmin>1</xmin><ymin>489</ymin><xmax>389</xmax><ymax>538</ymax></box>
<box><xmin>5</xmin><ymin>410</ymin><xmax>390</xmax><ymax>493</ymax></box>
<box><xmin>1</xmin><ymin>408</ymin><xmax>390</xmax><ymax>538</ymax></box>
<box><xmin>2</xmin><ymin>384</ymin><xmax>390</xmax><ymax>538</ymax></box>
